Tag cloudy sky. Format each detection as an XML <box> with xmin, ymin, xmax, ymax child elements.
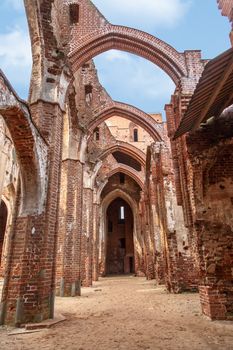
<box><xmin>0</xmin><ymin>0</ymin><xmax>230</xmax><ymax>114</ymax></box>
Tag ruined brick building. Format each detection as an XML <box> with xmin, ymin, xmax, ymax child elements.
<box><xmin>0</xmin><ymin>0</ymin><xmax>232</xmax><ymax>327</ymax></box>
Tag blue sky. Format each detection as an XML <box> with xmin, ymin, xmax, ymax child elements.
<box><xmin>0</xmin><ymin>0</ymin><xmax>231</xmax><ymax>114</ymax></box>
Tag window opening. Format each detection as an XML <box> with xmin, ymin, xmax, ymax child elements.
<box><xmin>133</xmin><ymin>128</ymin><xmax>138</xmax><ymax>142</ymax></box>
<box><xmin>119</xmin><ymin>173</ymin><xmax>125</xmax><ymax>184</ymax></box>
<box><xmin>120</xmin><ymin>206</ymin><xmax>125</xmax><ymax>220</ymax></box>
<box><xmin>69</xmin><ymin>4</ymin><xmax>79</xmax><ymax>24</ymax></box>
<box><xmin>94</xmin><ymin>127</ymin><xmax>100</xmax><ymax>141</ymax></box>
<box><xmin>85</xmin><ymin>84</ymin><xmax>93</xmax><ymax>106</ymax></box>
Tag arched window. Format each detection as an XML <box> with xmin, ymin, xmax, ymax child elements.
<box><xmin>94</xmin><ymin>127</ymin><xmax>100</xmax><ymax>141</ymax></box>
<box><xmin>133</xmin><ymin>128</ymin><xmax>138</xmax><ymax>142</ymax></box>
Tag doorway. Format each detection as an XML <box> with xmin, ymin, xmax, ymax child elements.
<box><xmin>106</xmin><ymin>197</ymin><xmax>135</xmax><ymax>275</ymax></box>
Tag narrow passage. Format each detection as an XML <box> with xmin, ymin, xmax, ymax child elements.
<box><xmin>1</xmin><ymin>277</ymin><xmax>233</xmax><ymax>350</ymax></box>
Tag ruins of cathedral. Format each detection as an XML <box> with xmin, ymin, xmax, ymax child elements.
<box><xmin>0</xmin><ymin>2</ymin><xmax>233</xmax><ymax>345</ymax></box>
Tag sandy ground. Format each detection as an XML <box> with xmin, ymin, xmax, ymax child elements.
<box><xmin>0</xmin><ymin>276</ymin><xmax>233</xmax><ymax>350</ymax></box>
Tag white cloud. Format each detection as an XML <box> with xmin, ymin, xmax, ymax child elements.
<box><xmin>0</xmin><ymin>27</ymin><xmax>32</xmax><ymax>95</ymax></box>
<box><xmin>92</xmin><ymin>0</ymin><xmax>191</xmax><ymax>30</ymax></box>
<box><xmin>0</xmin><ymin>28</ymin><xmax>31</xmax><ymax>67</ymax></box>
<box><xmin>94</xmin><ymin>51</ymin><xmax>175</xmax><ymax>113</ymax></box>
<box><xmin>104</xmin><ymin>50</ymin><xmax>131</xmax><ymax>62</ymax></box>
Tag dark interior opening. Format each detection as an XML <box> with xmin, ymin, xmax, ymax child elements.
<box><xmin>106</xmin><ymin>198</ymin><xmax>135</xmax><ymax>275</ymax></box>
<box><xmin>94</xmin><ymin>127</ymin><xmax>100</xmax><ymax>141</ymax></box>
<box><xmin>133</xmin><ymin>128</ymin><xmax>139</xmax><ymax>142</ymax></box>
<box><xmin>119</xmin><ymin>172</ymin><xmax>125</xmax><ymax>184</ymax></box>
<box><xmin>69</xmin><ymin>4</ymin><xmax>80</xmax><ymax>24</ymax></box>
<box><xmin>112</xmin><ymin>151</ymin><xmax>141</xmax><ymax>172</ymax></box>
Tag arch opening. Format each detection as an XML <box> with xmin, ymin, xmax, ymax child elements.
<box><xmin>69</xmin><ymin>26</ymin><xmax>187</xmax><ymax>85</ymax></box>
<box><xmin>106</xmin><ymin>197</ymin><xmax>135</xmax><ymax>275</ymax></box>
<box><xmin>88</xmin><ymin>103</ymin><xmax>163</xmax><ymax>142</ymax></box>
<box><xmin>112</xmin><ymin>151</ymin><xmax>142</xmax><ymax>172</ymax></box>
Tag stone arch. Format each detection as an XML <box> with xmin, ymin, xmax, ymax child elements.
<box><xmin>88</xmin><ymin>101</ymin><xmax>162</xmax><ymax>142</ymax></box>
<box><xmin>0</xmin><ymin>71</ymin><xmax>48</xmax><ymax>215</ymax></box>
<box><xmin>69</xmin><ymin>26</ymin><xmax>187</xmax><ymax>85</ymax></box>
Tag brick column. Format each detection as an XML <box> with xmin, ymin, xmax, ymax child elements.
<box><xmin>149</xmin><ymin>175</ymin><xmax>165</xmax><ymax>284</ymax></box>
<box><xmin>56</xmin><ymin>159</ymin><xmax>83</xmax><ymax>297</ymax></box>
<box><xmin>0</xmin><ymin>101</ymin><xmax>63</xmax><ymax>325</ymax></box>
<box><xmin>92</xmin><ymin>202</ymin><xmax>100</xmax><ymax>282</ymax></box>
<box><xmin>81</xmin><ymin>187</ymin><xmax>94</xmax><ymax>287</ymax></box>
<box><xmin>140</xmin><ymin>194</ymin><xmax>155</xmax><ymax>280</ymax></box>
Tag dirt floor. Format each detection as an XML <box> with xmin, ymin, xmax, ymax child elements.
<box><xmin>0</xmin><ymin>276</ymin><xmax>233</xmax><ymax>350</ymax></box>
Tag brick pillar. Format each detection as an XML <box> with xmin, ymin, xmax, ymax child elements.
<box><xmin>98</xmin><ymin>207</ymin><xmax>106</xmax><ymax>277</ymax></box>
<box><xmin>149</xmin><ymin>176</ymin><xmax>165</xmax><ymax>284</ymax></box>
<box><xmin>56</xmin><ymin>159</ymin><xmax>83</xmax><ymax>297</ymax></box>
<box><xmin>92</xmin><ymin>202</ymin><xmax>100</xmax><ymax>281</ymax></box>
<box><xmin>0</xmin><ymin>101</ymin><xmax>63</xmax><ymax>325</ymax></box>
<box><xmin>133</xmin><ymin>212</ymin><xmax>144</xmax><ymax>277</ymax></box>
<box><xmin>81</xmin><ymin>187</ymin><xmax>94</xmax><ymax>287</ymax></box>
<box><xmin>141</xmin><ymin>195</ymin><xmax>155</xmax><ymax>280</ymax></box>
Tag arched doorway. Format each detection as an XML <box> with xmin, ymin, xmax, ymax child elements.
<box><xmin>106</xmin><ymin>198</ymin><xmax>135</xmax><ymax>275</ymax></box>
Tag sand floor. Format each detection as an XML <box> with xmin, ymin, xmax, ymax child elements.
<box><xmin>0</xmin><ymin>276</ymin><xmax>233</xmax><ymax>350</ymax></box>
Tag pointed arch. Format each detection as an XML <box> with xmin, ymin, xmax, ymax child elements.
<box><xmin>88</xmin><ymin>101</ymin><xmax>163</xmax><ymax>141</ymax></box>
<box><xmin>69</xmin><ymin>26</ymin><xmax>187</xmax><ymax>85</ymax></box>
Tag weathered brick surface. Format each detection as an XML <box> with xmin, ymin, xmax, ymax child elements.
<box><xmin>56</xmin><ymin>159</ymin><xmax>83</xmax><ymax>296</ymax></box>
<box><xmin>186</xmin><ymin>110</ymin><xmax>233</xmax><ymax>320</ymax></box>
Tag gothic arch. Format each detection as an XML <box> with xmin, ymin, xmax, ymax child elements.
<box><xmin>69</xmin><ymin>26</ymin><xmax>187</xmax><ymax>85</ymax></box>
<box><xmin>99</xmin><ymin>188</ymin><xmax>141</xmax><ymax>276</ymax></box>
<box><xmin>0</xmin><ymin>70</ymin><xmax>48</xmax><ymax>215</ymax></box>
<box><xmin>88</xmin><ymin>101</ymin><xmax>162</xmax><ymax>141</ymax></box>
<box><xmin>97</xmin><ymin>164</ymin><xmax>144</xmax><ymax>190</ymax></box>
<box><xmin>99</xmin><ymin>142</ymin><xmax>146</xmax><ymax>167</ymax></box>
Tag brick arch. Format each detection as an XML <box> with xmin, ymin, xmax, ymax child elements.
<box><xmin>107</xmin><ymin>165</ymin><xmax>144</xmax><ymax>189</ymax></box>
<box><xmin>0</xmin><ymin>71</ymin><xmax>48</xmax><ymax>215</ymax></box>
<box><xmin>88</xmin><ymin>101</ymin><xmax>162</xmax><ymax>141</ymax></box>
<box><xmin>99</xmin><ymin>141</ymin><xmax>146</xmax><ymax>167</ymax></box>
<box><xmin>95</xmin><ymin>161</ymin><xmax>144</xmax><ymax>191</ymax></box>
<box><xmin>69</xmin><ymin>25</ymin><xmax>187</xmax><ymax>85</ymax></box>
